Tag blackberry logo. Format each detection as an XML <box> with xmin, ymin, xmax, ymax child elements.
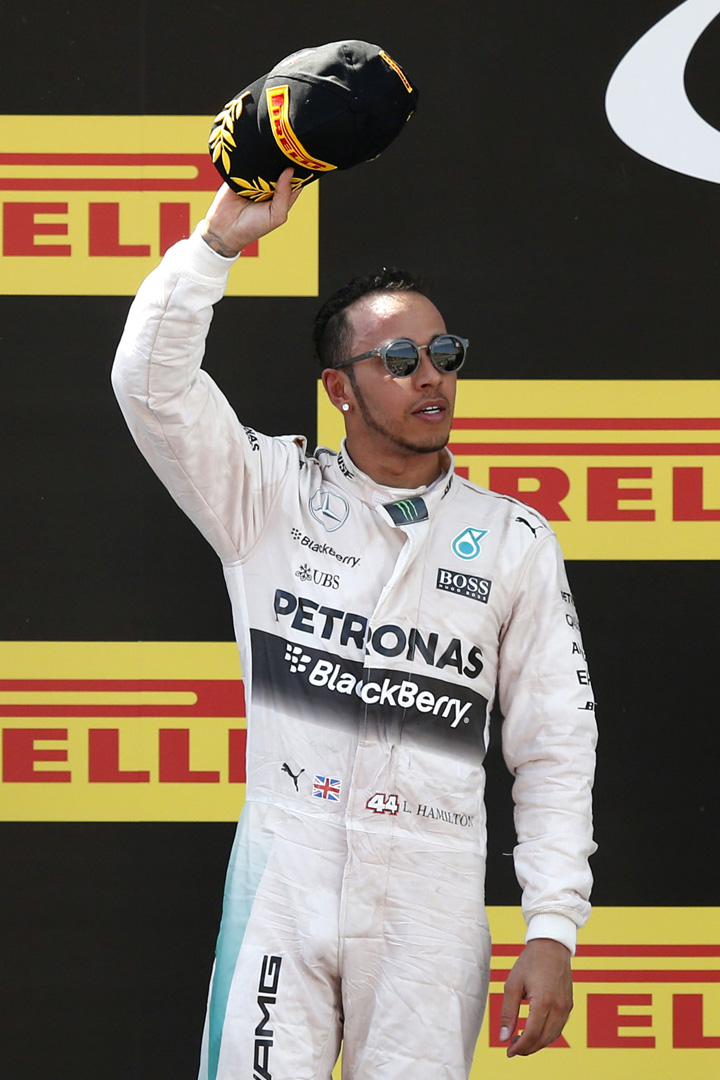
<box><xmin>289</xmin><ymin>529</ymin><xmax>361</xmax><ymax>567</ymax></box>
<box><xmin>285</xmin><ymin>644</ymin><xmax>312</xmax><ymax>673</ymax></box>
<box><xmin>296</xmin><ymin>563</ymin><xmax>313</xmax><ymax>582</ymax></box>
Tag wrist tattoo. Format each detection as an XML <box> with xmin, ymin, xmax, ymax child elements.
<box><xmin>201</xmin><ymin>227</ymin><xmax>240</xmax><ymax>258</ymax></box>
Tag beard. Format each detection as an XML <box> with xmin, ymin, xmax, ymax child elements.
<box><xmin>349</xmin><ymin>371</ymin><xmax>451</xmax><ymax>456</ymax></box>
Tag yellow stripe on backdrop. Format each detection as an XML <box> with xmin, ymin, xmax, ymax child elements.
<box><xmin>318</xmin><ymin>379</ymin><xmax>720</xmax><ymax>559</ymax></box>
<box><xmin>0</xmin><ymin>641</ymin><xmax>246</xmax><ymax>821</ymax></box>
<box><xmin>0</xmin><ymin>115</ymin><xmax>319</xmax><ymax>296</ymax></box>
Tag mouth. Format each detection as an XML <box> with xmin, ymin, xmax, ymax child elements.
<box><xmin>412</xmin><ymin>399</ymin><xmax>448</xmax><ymax>421</ymax></box>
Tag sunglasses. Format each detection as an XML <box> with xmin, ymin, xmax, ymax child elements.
<box><xmin>335</xmin><ymin>334</ymin><xmax>469</xmax><ymax>378</ymax></box>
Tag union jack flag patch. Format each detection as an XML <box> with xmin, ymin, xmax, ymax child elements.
<box><xmin>313</xmin><ymin>775</ymin><xmax>341</xmax><ymax>801</ymax></box>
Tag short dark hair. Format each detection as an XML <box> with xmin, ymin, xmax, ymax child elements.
<box><xmin>313</xmin><ymin>268</ymin><xmax>428</xmax><ymax>369</ymax></box>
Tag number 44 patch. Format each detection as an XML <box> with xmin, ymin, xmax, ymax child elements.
<box><xmin>366</xmin><ymin>792</ymin><xmax>399</xmax><ymax>815</ymax></box>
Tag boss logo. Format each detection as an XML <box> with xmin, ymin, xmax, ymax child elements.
<box><xmin>436</xmin><ymin>568</ymin><xmax>492</xmax><ymax>604</ymax></box>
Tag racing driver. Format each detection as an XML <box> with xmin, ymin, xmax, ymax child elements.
<box><xmin>112</xmin><ymin>169</ymin><xmax>597</xmax><ymax>1080</ymax></box>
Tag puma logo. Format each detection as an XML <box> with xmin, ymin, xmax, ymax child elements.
<box><xmin>281</xmin><ymin>763</ymin><xmax>305</xmax><ymax>791</ymax></box>
<box><xmin>515</xmin><ymin>516</ymin><xmax>545</xmax><ymax>538</ymax></box>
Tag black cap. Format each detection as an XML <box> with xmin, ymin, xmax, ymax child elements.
<box><xmin>209</xmin><ymin>40</ymin><xmax>418</xmax><ymax>201</ymax></box>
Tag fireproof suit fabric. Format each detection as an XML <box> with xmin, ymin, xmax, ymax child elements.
<box><xmin>112</xmin><ymin>227</ymin><xmax>597</xmax><ymax>1080</ymax></box>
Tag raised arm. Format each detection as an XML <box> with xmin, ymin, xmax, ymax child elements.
<box><xmin>111</xmin><ymin>170</ymin><xmax>304</xmax><ymax>563</ymax></box>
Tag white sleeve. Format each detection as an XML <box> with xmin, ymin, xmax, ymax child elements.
<box><xmin>497</xmin><ymin>532</ymin><xmax>597</xmax><ymax>954</ymax></box>
<box><xmin>111</xmin><ymin>225</ymin><xmax>303</xmax><ymax>563</ymax></box>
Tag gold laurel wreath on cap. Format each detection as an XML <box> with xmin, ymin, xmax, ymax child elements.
<box><xmin>229</xmin><ymin>174</ymin><xmax>313</xmax><ymax>203</ymax></box>
<box><xmin>209</xmin><ymin>92</ymin><xmax>251</xmax><ymax>174</ymax></box>
<box><xmin>211</xmin><ymin>89</ymin><xmax>315</xmax><ymax>201</ymax></box>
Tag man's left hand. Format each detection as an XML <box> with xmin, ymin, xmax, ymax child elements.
<box><xmin>498</xmin><ymin>937</ymin><xmax>573</xmax><ymax>1057</ymax></box>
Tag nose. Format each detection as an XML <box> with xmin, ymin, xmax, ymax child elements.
<box><xmin>412</xmin><ymin>348</ymin><xmax>442</xmax><ymax>387</ymax></box>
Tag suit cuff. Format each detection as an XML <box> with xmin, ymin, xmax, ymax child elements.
<box><xmin>526</xmin><ymin>913</ymin><xmax>578</xmax><ymax>956</ymax></box>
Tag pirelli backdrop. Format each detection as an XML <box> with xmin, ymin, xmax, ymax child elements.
<box><xmin>2</xmin><ymin>2</ymin><xmax>719</xmax><ymax>1078</ymax></box>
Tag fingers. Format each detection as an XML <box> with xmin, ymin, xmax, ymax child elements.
<box><xmin>268</xmin><ymin>167</ymin><xmax>299</xmax><ymax>225</ymax></box>
<box><xmin>274</xmin><ymin>166</ymin><xmax>296</xmax><ymax>199</ymax></box>
<box><xmin>499</xmin><ymin>970</ymin><xmax>523</xmax><ymax>1048</ymax></box>
<box><xmin>506</xmin><ymin>997</ymin><xmax>570</xmax><ymax>1057</ymax></box>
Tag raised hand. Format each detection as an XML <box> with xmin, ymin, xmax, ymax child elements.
<box><xmin>200</xmin><ymin>167</ymin><xmax>301</xmax><ymax>257</ymax></box>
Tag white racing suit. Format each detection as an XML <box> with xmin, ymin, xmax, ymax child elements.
<box><xmin>112</xmin><ymin>228</ymin><xmax>597</xmax><ymax>1080</ymax></box>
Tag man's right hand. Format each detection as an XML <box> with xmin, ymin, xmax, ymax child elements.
<box><xmin>200</xmin><ymin>167</ymin><xmax>301</xmax><ymax>258</ymax></box>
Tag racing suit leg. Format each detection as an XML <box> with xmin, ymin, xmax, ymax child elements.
<box><xmin>338</xmin><ymin>830</ymin><xmax>491</xmax><ymax>1080</ymax></box>
<box><xmin>198</xmin><ymin>804</ymin><xmax>345</xmax><ymax>1080</ymax></box>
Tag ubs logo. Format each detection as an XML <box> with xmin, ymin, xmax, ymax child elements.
<box><xmin>309</xmin><ymin>488</ymin><xmax>349</xmax><ymax>532</ymax></box>
<box><xmin>295</xmin><ymin>564</ymin><xmax>340</xmax><ymax>589</ymax></box>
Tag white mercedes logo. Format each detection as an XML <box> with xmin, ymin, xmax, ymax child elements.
<box><xmin>606</xmin><ymin>0</ymin><xmax>720</xmax><ymax>183</ymax></box>
<box><xmin>309</xmin><ymin>489</ymin><xmax>349</xmax><ymax>532</ymax></box>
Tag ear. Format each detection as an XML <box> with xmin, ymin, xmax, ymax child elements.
<box><xmin>322</xmin><ymin>367</ymin><xmax>352</xmax><ymax>412</ymax></box>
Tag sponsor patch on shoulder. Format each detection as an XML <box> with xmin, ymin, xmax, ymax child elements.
<box><xmin>384</xmin><ymin>497</ymin><xmax>429</xmax><ymax>525</ymax></box>
<box><xmin>451</xmin><ymin>527</ymin><xmax>487</xmax><ymax>560</ymax></box>
<box><xmin>436</xmin><ymin>568</ymin><xmax>492</xmax><ymax>604</ymax></box>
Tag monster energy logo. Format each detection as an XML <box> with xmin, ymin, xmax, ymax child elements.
<box><xmin>384</xmin><ymin>497</ymin><xmax>429</xmax><ymax>526</ymax></box>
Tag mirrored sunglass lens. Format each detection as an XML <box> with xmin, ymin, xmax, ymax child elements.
<box><xmin>430</xmin><ymin>335</ymin><xmax>465</xmax><ymax>371</ymax></box>
<box><xmin>384</xmin><ymin>340</ymin><xmax>420</xmax><ymax>376</ymax></box>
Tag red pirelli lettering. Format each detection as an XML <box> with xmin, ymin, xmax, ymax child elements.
<box><xmin>673</xmin><ymin>994</ymin><xmax>720</xmax><ymax>1048</ymax></box>
<box><xmin>587</xmin><ymin>994</ymin><xmax>655</xmax><ymax>1048</ymax></box>
<box><xmin>2</xmin><ymin>728</ymin><xmax>71</xmax><ymax>782</ymax></box>
<box><xmin>89</xmin><ymin>202</ymin><xmax>151</xmax><ymax>257</ymax></box>
<box><xmin>3</xmin><ymin>201</ymin><xmax>71</xmax><ymax>255</ymax></box>
<box><xmin>88</xmin><ymin>728</ymin><xmax>151</xmax><ymax>783</ymax></box>
<box><xmin>158</xmin><ymin>729</ymin><xmax>221</xmax><ymax>783</ymax></box>
<box><xmin>587</xmin><ymin>467</ymin><xmax>655</xmax><ymax>521</ymax></box>
<box><xmin>489</xmin><ymin>466</ymin><xmax>570</xmax><ymax>521</ymax></box>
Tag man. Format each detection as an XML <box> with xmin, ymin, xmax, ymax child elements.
<box><xmin>112</xmin><ymin>169</ymin><xmax>596</xmax><ymax>1080</ymax></box>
